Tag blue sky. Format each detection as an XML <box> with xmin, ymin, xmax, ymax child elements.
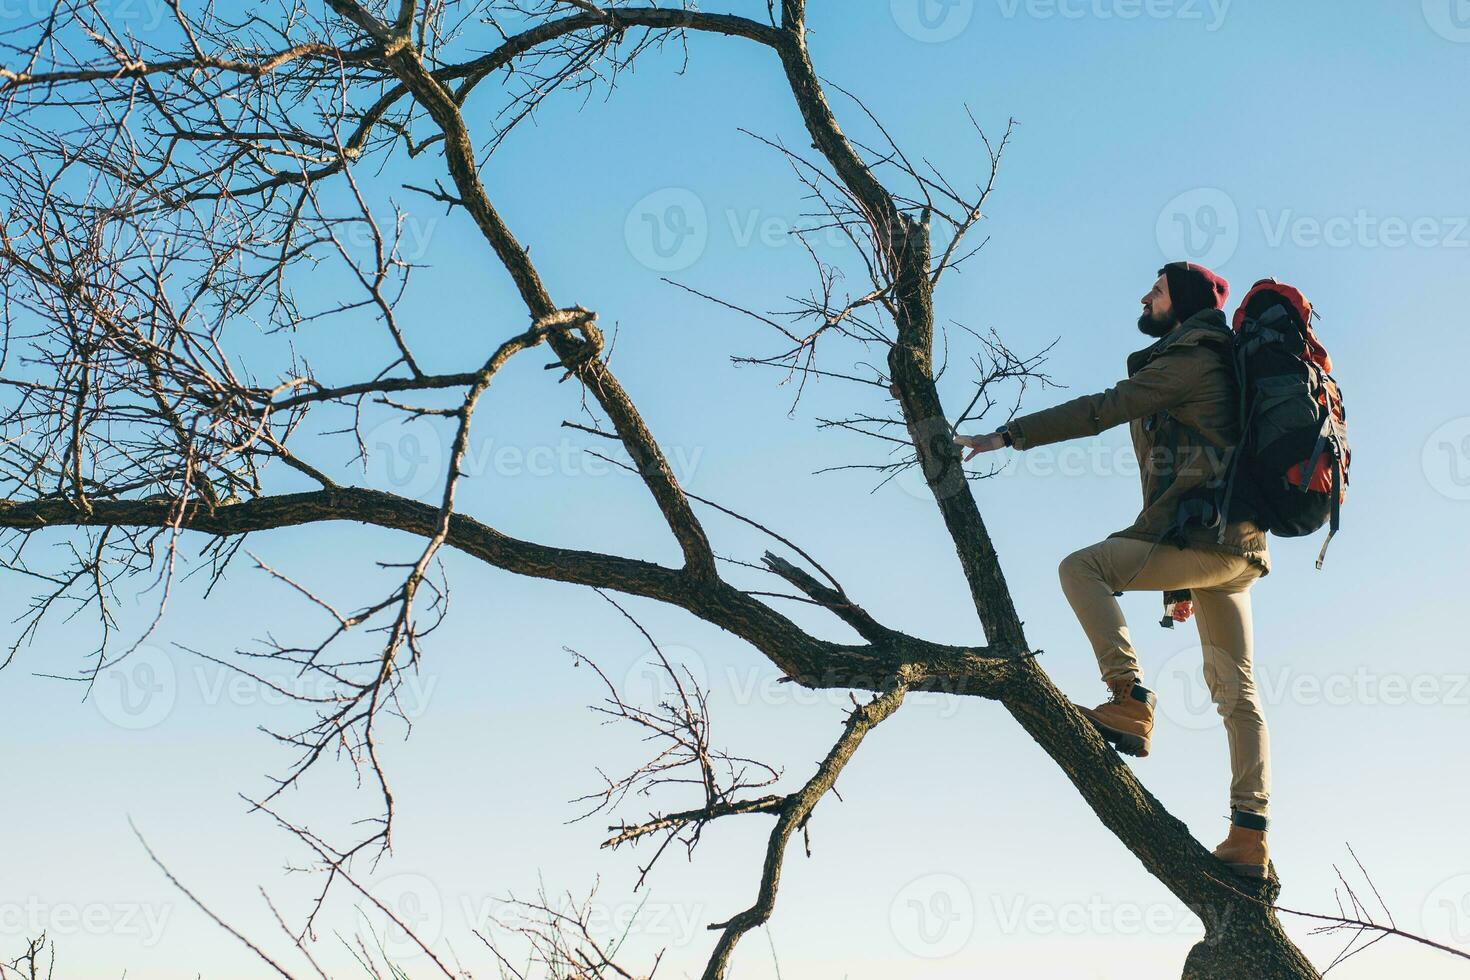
<box><xmin>3</xmin><ymin>1</ymin><xmax>1469</xmax><ymax>977</ymax></box>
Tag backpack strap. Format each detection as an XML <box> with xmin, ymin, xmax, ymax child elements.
<box><xmin>1215</xmin><ymin>445</ymin><xmax>1242</xmax><ymax>545</ymax></box>
<box><xmin>1173</xmin><ymin>496</ymin><xmax>1222</xmax><ymax>540</ymax></box>
<box><xmin>1148</xmin><ymin>411</ymin><xmax>1181</xmax><ymax>505</ymax></box>
<box><xmin>1315</xmin><ymin>454</ymin><xmax>1343</xmax><ymax>569</ymax></box>
<box><xmin>1216</xmin><ymin>339</ymin><xmax>1255</xmax><ymax>544</ymax></box>
<box><xmin>1296</xmin><ymin>405</ymin><xmax>1336</xmax><ymax>492</ymax></box>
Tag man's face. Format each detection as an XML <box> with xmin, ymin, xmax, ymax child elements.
<box><xmin>1138</xmin><ymin>274</ymin><xmax>1175</xmax><ymax>338</ymax></box>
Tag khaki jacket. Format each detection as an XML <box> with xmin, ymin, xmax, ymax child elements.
<box><xmin>1006</xmin><ymin>309</ymin><xmax>1270</xmax><ymax>575</ymax></box>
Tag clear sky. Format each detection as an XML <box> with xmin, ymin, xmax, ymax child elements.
<box><xmin>3</xmin><ymin>1</ymin><xmax>1469</xmax><ymax>977</ymax></box>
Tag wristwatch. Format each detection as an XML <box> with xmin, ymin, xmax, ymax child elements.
<box><xmin>994</xmin><ymin>424</ymin><xmax>1014</xmax><ymax>448</ymax></box>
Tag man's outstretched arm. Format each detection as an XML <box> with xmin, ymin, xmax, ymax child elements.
<box><xmin>1000</xmin><ymin>345</ymin><xmax>1213</xmax><ymax>450</ymax></box>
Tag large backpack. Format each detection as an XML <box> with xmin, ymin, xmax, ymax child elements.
<box><xmin>1219</xmin><ymin>279</ymin><xmax>1350</xmax><ymax>568</ymax></box>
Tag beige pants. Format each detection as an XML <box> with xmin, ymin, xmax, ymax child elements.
<box><xmin>1058</xmin><ymin>536</ymin><xmax>1270</xmax><ymax>816</ymax></box>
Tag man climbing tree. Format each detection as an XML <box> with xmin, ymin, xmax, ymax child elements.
<box><xmin>0</xmin><ymin>3</ymin><xmax>1429</xmax><ymax>978</ymax></box>
<box><xmin>956</xmin><ymin>263</ymin><xmax>1273</xmax><ymax>879</ymax></box>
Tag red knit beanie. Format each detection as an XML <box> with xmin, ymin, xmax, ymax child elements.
<box><xmin>1160</xmin><ymin>262</ymin><xmax>1229</xmax><ymax>324</ymax></box>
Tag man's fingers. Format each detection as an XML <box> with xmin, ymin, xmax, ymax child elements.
<box><xmin>956</xmin><ymin>433</ymin><xmax>1006</xmax><ymax>461</ymax></box>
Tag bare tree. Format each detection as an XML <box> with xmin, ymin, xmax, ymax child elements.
<box><xmin>0</xmin><ymin>3</ymin><xmax>1440</xmax><ymax>978</ymax></box>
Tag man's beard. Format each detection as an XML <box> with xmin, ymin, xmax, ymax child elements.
<box><xmin>1137</xmin><ymin>309</ymin><xmax>1176</xmax><ymax>338</ymax></box>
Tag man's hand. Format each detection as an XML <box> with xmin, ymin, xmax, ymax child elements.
<box><xmin>954</xmin><ymin>432</ymin><xmax>1007</xmax><ymax>461</ymax></box>
<box><xmin>1170</xmin><ymin>600</ymin><xmax>1194</xmax><ymax>623</ymax></box>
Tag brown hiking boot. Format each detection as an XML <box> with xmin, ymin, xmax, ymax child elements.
<box><xmin>1077</xmin><ymin>678</ymin><xmax>1155</xmax><ymax>757</ymax></box>
<box><xmin>1213</xmin><ymin>810</ymin><xmax>1270</xmax><ymax>878</ymax></box>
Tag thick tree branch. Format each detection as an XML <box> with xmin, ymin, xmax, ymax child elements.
<box><xmin>754</xmin><ymin>6</ymin><xmax>1028</xmax><ymax>652</ymax></box>
<box><xmin>0</xmin><ymin>490</ymin><xmax>1010</xmax><ymax>693</ymax></box>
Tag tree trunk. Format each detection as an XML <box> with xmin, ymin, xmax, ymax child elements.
<box><xmin>998</xmin><ymin>663</ymin><xmax>1320</xmax><ymax>979</ymax></box>
<box><xmin>1184</xmin><ymin>909</ymin><xmax>1320</xmax><ymax>979</ymax></box>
